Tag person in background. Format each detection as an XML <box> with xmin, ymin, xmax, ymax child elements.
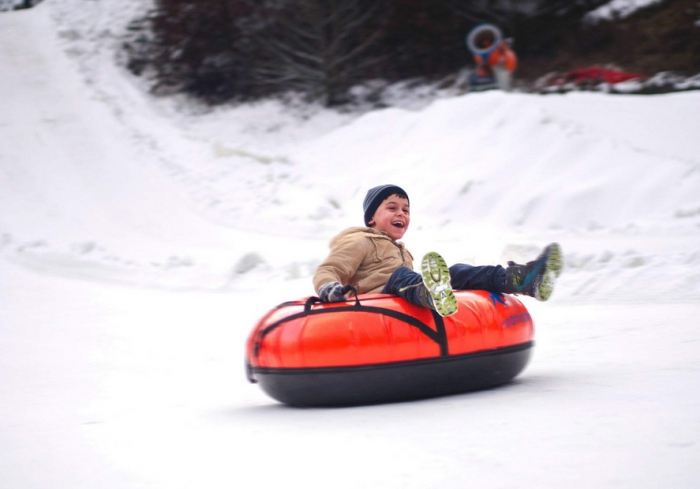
<box><xmin>473</xmin><ymin>31</ymin><xmax>518</xmax><ymax>92</ymax></box>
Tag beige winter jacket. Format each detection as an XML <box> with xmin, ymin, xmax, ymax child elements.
<box><xmin>313</xmin><ymin>227</ymin><xmax>414</xmax><ymax>295</ymax></box>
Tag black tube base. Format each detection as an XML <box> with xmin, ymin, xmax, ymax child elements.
<box><xmin>250</xmin><ymin>342</ymin><xmax>532</xmax><ymax>407</ymax></box>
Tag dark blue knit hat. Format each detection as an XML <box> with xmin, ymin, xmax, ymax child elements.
<box><xmin>363</xmin><ymin>185</ymin><xmax>409</xmax><ymax>226</ymax></box>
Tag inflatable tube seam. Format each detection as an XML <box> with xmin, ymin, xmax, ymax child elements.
<box><xmin>254</xmin><ymin>304</ymin><xmax>448</xmax><ymax>357</ymax></box>
<box><xmin>251</xmin><ymin>341</ymin><xmax>533</xmax><ymax>375</ymax></box>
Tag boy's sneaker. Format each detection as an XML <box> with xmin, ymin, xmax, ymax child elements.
<box><xmin>420</xmin><ymin>252</ymin><xmax>458</xmax><ymax>317</ymax></box>
<box><xmin>504</xmin><ymin>243</ymin><xmax>563</xmax><ymax>301</ymax></box>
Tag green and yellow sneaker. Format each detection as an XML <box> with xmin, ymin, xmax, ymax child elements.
<box><xmin>504</xmin><ymin>243</ymin><xmax>563</xmax><ymax>301</ymax></box>
<box><xmin>420</xmin><ymin>252</ymin><xmax>458</xmax><ymax>317</ymax></box>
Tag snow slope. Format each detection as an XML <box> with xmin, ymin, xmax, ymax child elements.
<box><xmin>1</xmin><ymin>1</ymin><xmax>699</xmax><ymax>488</ymax></box>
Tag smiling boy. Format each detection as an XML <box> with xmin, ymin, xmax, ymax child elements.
<box><xmin>313</xmin><ymin>185</ymin><xmax>414</xmax><ymax>299</ymax></box>
<box><xmin>314</xmin><ymin>184</ymin><xmax>562</xmax><ymax>316</ymax></box>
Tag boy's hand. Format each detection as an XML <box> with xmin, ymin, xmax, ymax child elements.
<box><xmin>318</xmin><ymin>282</ymin><xmax>347</xmax><ymax>303</ymax></box>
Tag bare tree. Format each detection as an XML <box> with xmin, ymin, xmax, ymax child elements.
<box><xmin>252</xmin><ymin>0</ymin><xmax>387</xmax><ymax>105</ymax></box>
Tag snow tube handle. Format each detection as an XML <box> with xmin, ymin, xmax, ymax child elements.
<box><xmin>304</xmin><ymin>296</ymin><xmax>321</xmax><ymax>312</ymax></box>
<box><xmin>305</xmin><ymin>285</ymin><xmax>361</xmax><ymax>312</ymax></box>
<box><xmin>343</xmin><ymin>285</ymin><xmax>361</xmax><ymax>308</ymax></box>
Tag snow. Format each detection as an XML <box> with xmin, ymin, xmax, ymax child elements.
<box><xmin>586</xmin><ymin>0</ymin><xmax>663</xmax><ymax>21</ymax></box>
<box><xmin>1</xmin><ymin>1</ymin><xmax>700</xmax><ymax>488</ymax></box>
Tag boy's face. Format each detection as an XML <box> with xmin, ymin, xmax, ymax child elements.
<box><xmin>368</xmin><ymin>194</ymin><xmax>410</xmax><ymax>241</ymax></box>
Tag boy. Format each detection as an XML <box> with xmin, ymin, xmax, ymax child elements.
<box><xmin>313</xmin><ymin>184</ymin><xmax>562</xmax><ymax>316</ymax></box>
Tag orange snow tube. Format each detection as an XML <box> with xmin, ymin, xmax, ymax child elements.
<box><xmin>245</xmin><ymin>290</ymin><xmax>534</xmax><ymax>406</ymax></box>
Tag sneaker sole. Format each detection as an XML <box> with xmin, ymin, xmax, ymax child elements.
<box><xmin>536</xmin><ymin>243</ymin><xmax>563</xmax><ymax>301</ymax></box>
<box><xmin>421</xmin><ymin>252</ymin><xmax>458</xmax><ymax>317</ymax></box>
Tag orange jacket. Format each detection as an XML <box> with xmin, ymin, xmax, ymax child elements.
<box><xmin>474</xmin><ymin>42</ymin><xmax>517</xmax><ymax>72</ymax></box>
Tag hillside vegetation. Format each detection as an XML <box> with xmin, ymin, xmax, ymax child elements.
<box><xmin>518</xmin><ymin>0</ymin><xmax>700</xmax><ymax>80</ymax></box>
<box><xmin>122</xmin><ymin>0</ymin><xmax>700</xmax><ymax>104</ymax></box>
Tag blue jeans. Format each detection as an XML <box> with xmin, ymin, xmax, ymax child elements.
<box><xmin>382</xmin><ymin>265</ymin><xmax>506</xmax><ymax>307</ymax></box>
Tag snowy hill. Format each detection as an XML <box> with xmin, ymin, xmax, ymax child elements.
<box><xmin>2</xmin><ymin>0</ymin><xmax>699</xmax><ymax>301</ymax></box>
<box><xmin>1</xmin><ymin>2</ymin><xmax>699</xmax><ymax>488</ymax></box>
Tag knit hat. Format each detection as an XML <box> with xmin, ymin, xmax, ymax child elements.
<box><xmin>363</xmin><ymin>184</ymin><xmax>409</xmax><ymax>226</ymax></box>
